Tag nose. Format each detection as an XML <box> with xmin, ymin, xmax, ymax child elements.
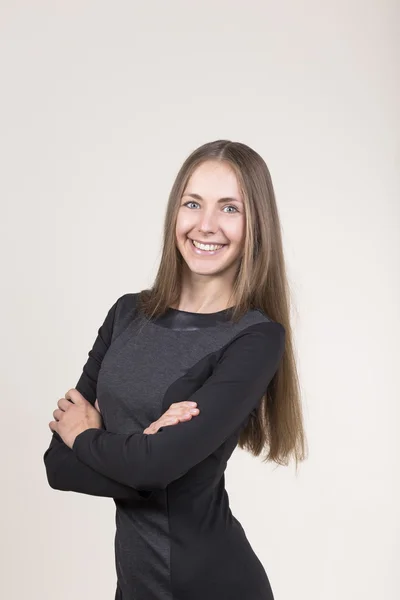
<box><xmin>196</xmin><ymin>207</ymin><xmax>219</xmax><ymax>235</ymax></box>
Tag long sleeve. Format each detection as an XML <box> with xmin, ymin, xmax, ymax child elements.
<box><xmin>43</xmin><ymin>296</ymin><xmax>149</xmax><ymax>499</ymax></box>
<box><xmin>72</xmin><ymin>321</ymin><xmax>285</xmax><ymax>491</ymax></box>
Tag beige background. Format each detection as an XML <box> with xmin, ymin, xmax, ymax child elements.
<box><xmin>1</xmin><ymin>1</ymin><xmax>399</xmax><ymax>599</ymax></box>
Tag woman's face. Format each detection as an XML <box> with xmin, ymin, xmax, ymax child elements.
<box><xmin>175</xmin><ymin>160</ymin><xmax>245</xmax><ymax>278</ymax></box>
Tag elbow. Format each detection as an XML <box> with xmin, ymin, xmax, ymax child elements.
<box><xmin>43</xmin><ymin>459</ymin><xmax>68</xmax><ymax>492</ymax></box>
<box><xmin>44</xmin><ymin>467</ymin><xmax>59</xmax><ymax>490</ymax></box>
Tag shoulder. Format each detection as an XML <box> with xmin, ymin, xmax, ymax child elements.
<box><xmin>106</xmin><ymin>292</ymin><xmax>143</xmax><ymax>340</ymax></box>
<box><xmin>218</xmin><ymin>315</ymin><xmax>286</xmax><ymax>370</ymax></box>
<box><xmin>231</xmin><ymin>306</ymin><xmax>285</xmax><ymax>341</ymax></box>
<box><xmin>113</xmin><ymin>291</ymin><xmax>141</xmax><ymax>313</ymax></box>
<box><xmin>95</xmin><ymin>292</ymin><xmax>141</xmax><ymax>334</ymax></box>
<box><xmin>230</xmin><ymin>318</ymin><xmax>285</xmax><ymax>349</ymax></box>
<box><xmin>211</xmin><ymin>318</ymin><xmax>285</xmax><ymax>386</ymax></box>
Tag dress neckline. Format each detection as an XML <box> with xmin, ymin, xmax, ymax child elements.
<box><xmin>167</xmin><ymin>306</ymin><xmax>235</xmax><ymax>316</ymax></box>
<box><xmin>150</xmin><ymin>305</ymin><xmax>236</xmax><ymax>330</ymax></box>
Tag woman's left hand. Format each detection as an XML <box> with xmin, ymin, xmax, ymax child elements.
<box><xmin>49</xmin><ymin>388</ymin><xmax>103</xmax><ymax>450</ymax></box>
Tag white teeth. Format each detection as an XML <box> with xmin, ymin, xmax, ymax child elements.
<box><xmin>192</xmin><ymin>240</ymin><xmax>224</xmax><ymax>251</ymax></box>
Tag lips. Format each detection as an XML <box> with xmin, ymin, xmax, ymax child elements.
<box><xmin>188</xmin><ymin>237</ymin><xmax>228</xmax><ymax>256</ymax></box>
<box><xmin>189</xmin><ymin>238</ymin><xmax>227</xmax><ymax>247</ymax></box>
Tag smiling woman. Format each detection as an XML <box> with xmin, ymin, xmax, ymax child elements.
<box><xmin>175</xmin><ymin>160</ymin><xmax>246</xmax><ymax>290</ymax></box>
<box><xmin>43</xmin><ymin>139</ymin><xmax>307</xmax><ymax>600</ymax></box>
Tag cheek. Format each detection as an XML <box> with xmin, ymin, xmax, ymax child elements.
<box><xmin>224</xmin><ymin>218</ymin><xmax>245</xmax><ymax>244</ymax></box>
<box><xmin>176</xmin><ymin>212</ymin><xmax>195</xmax><ymax>238</ymax></box>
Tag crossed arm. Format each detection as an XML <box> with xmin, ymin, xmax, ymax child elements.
<box><xmin>43</xmin><ymin>298</ymin><xmax>285</xmax><ymax>498</ymax></box>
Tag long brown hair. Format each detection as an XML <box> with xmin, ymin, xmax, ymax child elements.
<box><xmin>137</xmin><ymin>140</ymin><xmax>307</xmax><ymax>469</ymax></box>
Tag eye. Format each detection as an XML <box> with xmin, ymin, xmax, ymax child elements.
<box><xmin>182</xmin><ymin>201</ymin><xmax>239</xmax><ymax>213</ymax></box>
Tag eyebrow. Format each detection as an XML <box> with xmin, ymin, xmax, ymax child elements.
<box><xmin>182</xmin><ymin>193</ymin><xmax>243</xmax><ymax>204</ymax></box>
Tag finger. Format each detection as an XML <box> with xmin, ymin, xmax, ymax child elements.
<box><xmin>182</xmin><ymin>408</ymin><xmax>200</xmax><ymax>419</ymax></box>
<box><xmin>176</xmin><ymin>408</ymin><xmax>199</xmax><ymax>419</ymax></box>
<box><xmin>58</xmin><ymin>397</ymin><xmax>71</xmax><ymax>411</ymax></box>
<box><xmin>64</xmin><ymin>388</ymin><xmax>86</xmax><ymax>405</ymax></box>
<box><xmin>145</xmin><ymin>409</ymin><xmax>199</xmax><ymax>434</ymax></box>
<box><xmin>166</xmin><ymin>406</ymin><xmax>199</xmax><ymax>417</ymax></box>
<box><xmin>159</xmin><ymin>415</ymin><xmax>191</xmax><ymax>427</ymax></box>
<box><xmin>144</xmin><ymin>424</ymin><xmax>158</xmax><ymax>435</ymax></box>
<box><xmin>170</xmin><ymin>401</ymin><xmax>198</xmax><ymax>409</ymax></box>
<box><xmin>53</xmin><ymin>408</ymin><xmax>64</xmax><ymax>421</ymax></box>
<box><xmin>174</xmin><ymin>412</ymin><xmax>194</xmax><ymax>421</ymax></box>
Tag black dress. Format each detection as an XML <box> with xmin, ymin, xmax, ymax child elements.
<box><xmin>43</xmin><ymin>292</ymin><xmax>285</xmax><ymax>599</ymax></box>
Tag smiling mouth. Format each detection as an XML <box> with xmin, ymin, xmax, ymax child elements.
<box><xmin>188</xmin><ymin>238</ymin><xmax>228</xmax><ymax>255</ymax></box>
<box><xmin>190</xmin><ymin>238</ymin><xmax>226</xmax><ymax>247</ymax></box>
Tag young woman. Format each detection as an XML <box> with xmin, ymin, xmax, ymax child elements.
<box><xmin>44</xmin><ymin>139</ymin><xmax>307</xmax><ymax>600</ymax></box>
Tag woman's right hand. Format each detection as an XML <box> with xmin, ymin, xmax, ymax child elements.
<box><xmin>143</xmin><ymin>401</ymin><xmax>200</xmax><ymax>435</ymax></box>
